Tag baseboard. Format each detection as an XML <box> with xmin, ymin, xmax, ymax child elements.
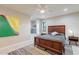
<box><xmin>0</xmin><ymin>40</ymin><xmax>33</xmax><ymax>55</ymax></box>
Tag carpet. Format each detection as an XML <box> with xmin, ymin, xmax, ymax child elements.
<box><xmin>64</xmin><ymin>44</ymin><xmax>73</xmax><ymax>55</ymax></box>
<box><xmin>72</xmin><ymin>45</ymin><xmax>79</xmax><ymax>55</ymax></box>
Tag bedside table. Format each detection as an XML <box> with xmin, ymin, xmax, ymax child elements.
<box><xmin>68</xmin><ymin>36</ymin><xmax>78</xmax><ymax>46</ymax></box>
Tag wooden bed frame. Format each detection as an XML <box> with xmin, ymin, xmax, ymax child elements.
<box><xmin>34</xmin><ymin>25</ymin><xmax>65</xmax><ymax>55</ymax></box>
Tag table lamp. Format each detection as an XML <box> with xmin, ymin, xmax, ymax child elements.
<box><xmin>69</xmin><ymin>30</ymin><xmax>74</xmax><ymax>36</ymax></box>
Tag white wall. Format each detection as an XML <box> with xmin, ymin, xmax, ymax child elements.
<box><xmin>45</xmin><ymin>12</ymin><xmax>79</xmax><ymax>38</ymax></box>
<box><xmin>0</xmin><ymin>6</ymin><xmax>32</xmax><ymax>53</ymax></box>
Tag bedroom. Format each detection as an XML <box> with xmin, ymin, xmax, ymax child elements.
<box><xmin>0</xmin><ymin>4</ymin><xmax>79</xmax><ymax>55</ymax></box>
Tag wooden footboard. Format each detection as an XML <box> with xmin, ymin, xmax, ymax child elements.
<box><xmin>34</xmin><ymin>37</ymin><xmax>65</xmax><ymax>55</ymax></box>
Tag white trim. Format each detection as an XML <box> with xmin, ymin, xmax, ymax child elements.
<box><xmin>0</xmin><ymin>40</ymin><xmax>33</xmax><ymax>55</ymax></box>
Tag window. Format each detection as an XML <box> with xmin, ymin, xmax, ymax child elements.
<box><xmin>31</xmin><ymin>20</ymin><xmax>36</xmax><ymax>34</ymax></box>
<box><xmin>42</xmin><ymin>21</ymin><xmax>46</xmax><ymax>32</ymax></box>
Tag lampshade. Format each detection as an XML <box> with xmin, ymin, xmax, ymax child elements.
<box><xmin>69</xmin><ymin>29</ymin><xmax>74</xmax><ymax>36</ymax></box>
<box><xmin>69</xmin><ymin>30</ymin><xmax>73</xmax><ymax>34</ymax></box>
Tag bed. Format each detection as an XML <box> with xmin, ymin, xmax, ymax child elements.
<box><xmin>34</xmin><ymin>25</ymin><xmax>66</xmax><ymax>55</ymax></box>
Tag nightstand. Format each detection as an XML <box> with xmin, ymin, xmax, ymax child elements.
<box><xmin>68</xmin><ymin>36</ymin><xmax>78</xmax><ymax>46</ymax></box>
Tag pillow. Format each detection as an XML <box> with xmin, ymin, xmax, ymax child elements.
<box><xmin>56</xmin><ymin>33</ymin><xmax>63</xmax><ymax>35</ymax></box>
<box><xmin>51</xmin><ymin>32</ymin><xmax>58</xmax><ymax>36</ymax></box>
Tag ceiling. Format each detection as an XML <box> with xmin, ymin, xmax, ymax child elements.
<box><xmin>0</xmin><ymin>4</ymin><xmax>79</xmax><ymax>19</ymax></box>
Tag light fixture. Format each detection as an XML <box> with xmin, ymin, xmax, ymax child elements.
<box><xmin>69</xmin><ymin>29</ymin><xmax>74</xmax><ymax>36</ymax></box>
<box><xmin>40</xmin><ymin>10</ymin><xmax>45</xmax><ymax>13</ymax></box>
<box><xmin>64</xmin><ymin>8</ymin><xmax>68</xmax><ymax>11</ymax></box>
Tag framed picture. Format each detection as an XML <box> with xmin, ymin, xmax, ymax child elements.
<box><xmin>0</xmin><ymin>15</ymin><xmax>19</xmax><ymax>37</ymax></box>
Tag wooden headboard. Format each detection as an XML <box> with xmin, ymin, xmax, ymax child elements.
<box><xmin>48</xmin><ymin>25</ymin><xmax>65</xmax><ymax>35</ymax></box>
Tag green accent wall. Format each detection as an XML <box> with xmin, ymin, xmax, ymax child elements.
<box><xmin>0</xmin><ymin>15</ymin><xmax>16</xmax><ymax>37</ymax></box>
